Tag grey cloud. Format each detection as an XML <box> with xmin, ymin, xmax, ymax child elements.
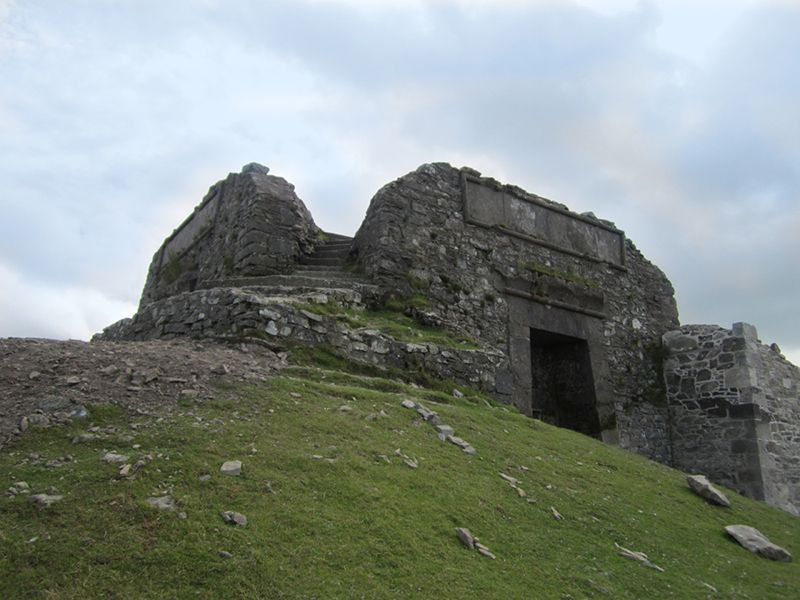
<box><xmin>0</xmin><ymin>0</ymin><xmax>797</xmax><ymax>358</ymax></box>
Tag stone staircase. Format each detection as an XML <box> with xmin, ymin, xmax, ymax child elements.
<box><xmin>293</xmin><ymin>232</ymin><xmax>355</xmax><ymax>284</ymax></box>
<box><xmin>199</xmin><ymin>233</ymin><xmax>377</xmax><ymax>306</ymax></box>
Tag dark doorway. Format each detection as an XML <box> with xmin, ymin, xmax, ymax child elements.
<box><xmin>530</xmin><ymin>329</ymin><xmax>601</xmax><ymax>438</ymax></box>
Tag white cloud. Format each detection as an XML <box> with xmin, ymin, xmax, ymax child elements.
<box><xmin>0</xmin><ymin>262</ymin><xmax>136</xmax><ymax>340</ymax></box>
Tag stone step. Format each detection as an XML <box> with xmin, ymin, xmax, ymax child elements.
<box><xmin>321</xmin><ymin>232</ymin><xmax>353</xmax><ymax>243</ymax></box>
<box><xmin>293</xmin><ymin>265</ymin><xmax>346</xmax><ymax>272</ymax></box>
<box><xmin>202</xmin><ymin>272</ymin><xmax>361</xmax><ymax>290</ymax></box>
<box><xmin>310</xmin><ymin>245</ymin><xmax>350</xmax><ymax>257</ymax></box>
<box><xmin>300</xmin><ymin>257</ymin><xmax>346</xmax><ymax>267</ymax></box>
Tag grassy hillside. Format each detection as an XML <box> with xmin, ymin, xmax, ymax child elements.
<box><xmin>1</xmin><ymin>350</ymin><xmax>798</xmax><ymax>599</ymax></box>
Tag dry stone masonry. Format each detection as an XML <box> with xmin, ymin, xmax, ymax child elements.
<box><xmin>665</xmin><ymin>323</ymin><xmax>800</xmax><ymax>515</ymax></box>
<box><xmin>140</xmin><ymin>163</ymin><xmax>323</xmax><ymax>308</ymax></box>
<box><xmin>97</xmin><ymin>162</ymin><xmax>800</xmax><ymax>516</ymax></box>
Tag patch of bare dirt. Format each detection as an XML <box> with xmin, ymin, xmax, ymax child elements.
<box><xmin>0</xmin><ymin>337</ymin><xmax>288</xmax><ymax>448</ymax></box>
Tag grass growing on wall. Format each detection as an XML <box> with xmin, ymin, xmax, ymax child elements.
<box><xmin>521</xmin><ymin>261</ymin><xmax>598</xmax><ymax>288</ymax></box>
<box><xmin>299</xmin><ymin>300</ymin><xmax>479</xmax><ymax>349</ymax></box>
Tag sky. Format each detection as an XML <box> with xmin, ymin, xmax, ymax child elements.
<box><xmin>0</xmin><ymin>0</ymin><xmax>798</xmax><ymax>365</ymax></box>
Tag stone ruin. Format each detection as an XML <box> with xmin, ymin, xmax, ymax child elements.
<box><xmin>97</xmin><ymin>162</ymin><xmax>800</xmax><ymax>516</ymax></box>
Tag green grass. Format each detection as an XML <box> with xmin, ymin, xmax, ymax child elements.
<box><xmin>521</xmin><ymin>261</ymin><xmax>598</xmax><ymax>288</ymax></box>
<box><xmin>1</xmin><ymin>369</ymin><xmax>798</xmax><ymax>599</ymax></box>
<box><xmin>299</xmin><ymin>301</ymin><xmax>479</xmax><ymax>349</ymax></box>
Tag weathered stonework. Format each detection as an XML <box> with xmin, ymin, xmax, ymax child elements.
<box><xmin>350</xmin><ymin>163</ymin><xmax>679</xmax><ymax>449</ymax></box>
<box><xmin>101</xmin><ymin>287</ymin><xmax>507</xmax><ymax>393</ymax></box>
<box><xmin>98</xmin><ymin>161</ymin><xmax>799</xmax><ymax>515</ymax></box>
<box><xmin>140</xmin><ymin>163</ymin><xmax>322</xmax><ymax>308</ymax></box>
<box><xmin>665</xmin><ymin>323</ymin><xmax>800</xmax><ymax>515</ymax></box>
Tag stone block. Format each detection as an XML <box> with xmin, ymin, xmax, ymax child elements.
<box><xmin>731</xmin><ymin>439</ymin><xmax>758</xmax><ymax>454</ymax></box>
<box><xmin>729</xmin><ymin>403</ymin><xmax>759</xmax><ymax>420</ymax></box>
<box><xmin>664</xmin><ymin>332</ymin><xmax>698</xmax><ymax>353</ymax></box>
<box><xmin>724</xmin><ymin>367</ymin><xmax>757</xmax><ymax>389</ymax></box>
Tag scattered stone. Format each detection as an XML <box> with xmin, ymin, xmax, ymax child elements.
<box><xmin>13</xmin><ymin>482</ymin><xmax>29</xmax><ymax>490</ymax></box>
<box><xmin>221</xmin><ymin>511</ymin><xmax>247</xmax><ymax>526</ymax></box>
<box><xmin>39</xmin><ymin>396</ymin><xmax>88</xmax><ymax>418</ymax></box>
<box><xmin>499</xmin><ymin>473</ymin><xmax>519</xmax><ymax>484</ymax></box>
<box><xmin>725</xmin><ymin>525</ymin><xmax>792</xmax><ymax>562</ymax></box>
<box><xmin>404</xmin><ymin>459</ymin><xmax>418</xmax><ymax>469</ymax></box>
<box><xmin>18</xmin><ymin>416</ymin><xmax>28</xmax><ymax>433</ymax></box>
<box><xmin>615</xmin><ymin>542</ymin><xmax>665</xmax><ymax>572</ymax></box>
<box><xmin>290</xmin><ymin>392</ymin><xmax>301</xmax><ymax>398</ymax></box>
<box><xmin>211</xmin><ymin>364</ymin><xmax>229</xmax><ymax>375</ymax></box>
<box><xmin>28</xmin><ymin>371</ymin><xmax>40</xmax><ymax>380</ymax></box>
<box><xmin>146</xmin><ymin>496</ymin><xmax>175</xmax><ymax>510</ymax></box>
<box><xmin>178</xmin><ymin>512</ymin><xmax>187</xmax><ymax>520</ymax></box>
<box><xmin>180</xmin><ymin>389</ymin><xmax>199</xmax><ymax>399</ymax></box>
<box><xmin>72</xmin><ymin>433</ymin><xmax>96</xmax><ymax>444</ymax></box>
<box><xmin>130</xmin><ymin>460</ymin><xmax>146</xmax><ymax>473</ymax></box>
<box><xmin>27</xmin><ymin>494</ymin><xmax>64</xmax><ymax>507</ymax></box>
<box><xmin>475</xmin><ymin>543</ymin><xmax>497</xmax><ymax>559</ymax></box>
<box><xmin>101</xmin><ymin>452</ymin><xmax>129</xmax><ymax>463</ymax></box>
<box><xmin>550</xmin><ymin>507</ymin><xmax>564</xmax><ymax>520</ymax></box>
<box><xmin>687</xmin><ymin>475</ymin><xmax>731</xmax><ymax>507</ymax></box>
<box><xmin>100</xmin><ymin>364</ymin><xmax>120</xmax><ymax>375</ymax></box>
<box><xmin>435</xmin><ymin>424</ymin><xmax>455</xmax><ymax>437</ymax></box>
<box><xmin>456</xmin><ymin>527</ymin><xmax>475</xmax><ymax>549</ymax></box>
<box><xmin>401</xmin><ymin>399</ymin><xmax>416</xmax><ymax>409</ymax></box>
<box><xmin>52</xmin><ymin>412</ymin><xmax>72</xmax><ymax>424</ymax></box>
<box><xmin>28</xmin><ymin>414</ymin><xmax>49</xmax><ymax>427</ymax></box>
<box><xmin>426</xmin><ymin>413</ymin><xmax>442</xmax><ymax>426</ymax></box>
<box><xmin>462</xmin><ymin>445</ymin><xmax>477</xmax><ymax>455</ymax></box>
<box><xmin>199</xmin><ymin>474</ymin><xmax>211</xmax><ymax>482</ymax></box>
<box><xmin>513</xmin><ymin>486</ymin><xmax>527</xmax><ymax>498</ymax></box>
<box><xmin>65</xmin><ymin>376</ymin><xmax>81</xmax><ymax>386</ymax></box>
<box><xmin>416</xmin><ymin>406</ymin><xmax>433</xmax><ymax>420</ymax></box>
<box><xmin>220</xmin><ymin>460</ymin><xmax>242</xmax><ymax>476</ymax></box>
<box><xmin>118</xmin><ymin>464</ymin><xmax>132</xmax><ymax>477</ymax></box>
<box><xmin>452</xmin><ymin>389</ymin><xmax>464</xmax><ymax>399</ymax></box>
<box><xmin>219</xmin><ymin>550</ymin><xmax>233</xmax><ymax>559</ymax></box>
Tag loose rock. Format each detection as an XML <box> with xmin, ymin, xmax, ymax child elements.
<box><xmin>456</xmin><ymin>527</ymin><xmax>475</xmax><ymax>549</ymax></box>
<box><xmin>27</xmin><ymin>494</ymin><xmax>64</xmax><ymax>507</ymax></box>
<box><xmin>686</xmin><ymin>475</ymin><xmax>731</xmax><ymax>507</ymax></box>
<box><xmin>101</xmin><ymin>452</ymin><xmax>129</xmax><ymax>463</ymax></box>
<box><xmin>220</xmin><ymin>460</ymin><xmax>242</xmax><ymax>476</ymax></box>
<box><xmin>146</xmin><ymin>496</ymin><xmax>175</xmax><ymax>510</ymax></box>
<box><xmin>221</xmin><ymin>511</ymin><xmax>247</xmax><ymax>526</ymax></box>
<box><xmin>725</xmin><ymin>525</ymin><xmax>792</xmax><ymax>562</ymax></box>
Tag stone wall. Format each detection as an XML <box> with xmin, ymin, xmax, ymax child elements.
<box><xmin>350</xmin><ymin>163</ymin><xmax>679</xmax><ymax>453</ymax></box>
<box><xmin>98</xmin><ymin>160</ymin><xmax>800</xmax><ymax>514</ymax></box>
<box><xmin>140</xmin><ymin>163</ymin><xmax>322</xmax><ymax>308</ymax></box>
<box><xmin>97</xmin><ymin>287</ymin><xmax>508</xmax><ymax>396</ymax></box>
<box><xmin>664</xmin><ymin>323</ymin><xmax>800</xmax><ymax>515</ymax></box>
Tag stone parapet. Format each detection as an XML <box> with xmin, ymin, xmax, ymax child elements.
<box><xmin>96</xmin><ymin>287</ymin><xmax>509</xmax><ymax>399</ymax></box>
